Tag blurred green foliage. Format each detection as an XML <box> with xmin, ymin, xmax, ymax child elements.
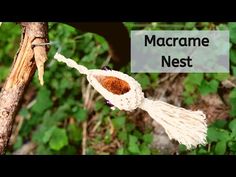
<box><xmin>0</xmin><ymin>22</ymin><xmax>235</xmax><ymax>155</ymax></box>
<box><xmin>179</xmin><ymin>119</ymin><xmax>236</xmax><ymax>155</ymax></box>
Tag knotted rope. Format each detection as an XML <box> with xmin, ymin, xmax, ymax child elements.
<box><xmin>54</xmin><ymin>52</ymin><xmax>207</xmax><ymax>149</ymax></box>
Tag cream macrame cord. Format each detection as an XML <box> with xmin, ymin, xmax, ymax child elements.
<box><xmin>54</xmin><ymin>52</ymin><xmax>207</xmax><ymax>149</ymax></box>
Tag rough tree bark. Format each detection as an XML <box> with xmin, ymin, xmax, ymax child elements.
<box><xmin>0</xmin><ymin>22</ymin><xmax>48</xmax><ymax>154</ymax></box>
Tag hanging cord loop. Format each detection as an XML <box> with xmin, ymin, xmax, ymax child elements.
<box><xmin>54</xmin><ymin>52</ymin><xmax>89</xmax><ymax>75</ymax></box>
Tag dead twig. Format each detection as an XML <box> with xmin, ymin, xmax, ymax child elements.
<box><xmin>81</xmin><ymin>76</ymin><xmax>97</xmax><ymax>155</ymax></box>
<box><xmin>12</xmin><ymin>142</ymin><xmax>36</xmax><ymax>155</ymax></box>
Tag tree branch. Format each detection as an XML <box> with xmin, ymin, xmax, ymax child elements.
<box><xmin>0</xmin><ymin>22</ymin><xmax>48</xmax><ymax>154</ymax></box>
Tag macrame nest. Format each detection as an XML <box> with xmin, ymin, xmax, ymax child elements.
<box><xmin>87</xmin><ymin>69</ymin><xmax>144</xmax><ymax>111</ymax></box>
<box><xmin>54</xmin><ymin>53</ymin><xmax>207</xmax><ymax>149</ymax></box>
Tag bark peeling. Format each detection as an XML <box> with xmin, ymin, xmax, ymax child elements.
<box><xmin>0</xmin><ymin>22</ymin><xmax>48</xmax><ymax>154</ymax></box>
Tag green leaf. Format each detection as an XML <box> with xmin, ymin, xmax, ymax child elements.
<box><xmin>135</xmin><ymin>73</ymin><xmax>151</xmax><ymax>90</ymax></box>
<box><xmin>67</xmin><ymin>124</ymin><xmax>82</xmax><ymax>143</ymax></box>
<box><xmin>214</xmin><ymin>141</ymin><xmax>226</xmax><ymax>155</ymax></box>
<box><xmin>232</xmin><ymin>66</ymin><xmax>236</xmax><ymax>76</ymax></box>
<box><xmin>228</xmin><ymin>141</ymin><xmax>236</xmax><ymax>151</ymax></box>
<box><xmin>94</xmin><ymin>34</ymin><xmax>109</xmax><ymax>52</ymax></box>
<box><xmin>183</xmin><ymin>74</ymin><xmax>203</xmax><ymax>104</ymax></box>
<box><xmin>184</xmin><ymin>83</ymin><xmax>195</xmax><ymax>93</ymax></box>
<box><xmin>42</xmin><ymin>106</ymin><xmax>68</xmax><ymax>127</ymax></box>
<box><xmin>212</xmin><ymin>73</ymin><xmax>229</xmax><ymax>81</ymax></box>
<box><xmin>19</xmin><ymin>108</ymin><xmax>30</xmax><ymax>119</ymax></box>
<box><xmin>13</xmin><ymin>136</ymin><xmax>23</xmax><ymax>150</ymax></box>
<box><xmin>140</xmin><ymin>143</ymin><xmax>151</xmax><ymax>155</ymax></box>
<box><xmin>86</xmin><ymin>147</ymin><xmax>96</xmax><ymax>155</ymax></box>
<box><xmin>56</xmin><ymin>77</ymin><xmax>73</xmax><ymax>96</ymax></box>
<box><xmin>0</xmin><ymin>66</ymin><xmax>10</xmax><ymax>82</ymax></box>
<box><xmin>183</xmin><ymin>96</ymin><xmax>195</xmax><ymax>105</ymax></box>
<box><xmin>31</xmin><ymin>88</ymin><xmax>53</xmax><ymax>114</ymax></box>
<box><xmin>184</xmin><ymin>22</ymin><xmax>196</xmax><ymax>29</ymax></box>
<box><xmin>229</xmin><ymin>89</ymin><xmax>236</xmax><ymax>116</ymax></box>
<box><xmin>59</xmin><ymin>146</ymin><xmax>77</xmax><ymax>155</ymax></box>
<box><xmin>143</xmin><ymin>133</ymin><xmax>153</xmax><ymax>144</ymax></box>
<box><xmin>211</xmin><ymin>120</ymin><xmax>227</xmax><ymax>129</ymax></box>
<box><xmin>217</xmin><ymin>129</ymin><xmax>231</xmax><ymax>142</ymax></box>
<box><xmin>32</xmin><ymin>125</ymin><xmax>49</xmax><ymax>143</ymax></box>
<box><xmin>199</xmin><ymin>79</ymin><xmax>219</xmax><ymax>95</ymax></box>
<box><xmin>101</xmin><ymin>106</ymin><xmax>110</xmax><ymax>116</ymax></box>
<box><xmin>116</xmin><ymin>147</ymin><xmax>125</xmax><ymax>155</ymax></box>
<box><xmin>188</xmin><ymin>150</ymin><xmax>197</xmax><ymax>155</ymax></box>
<box><xmin>118</xmin><ymin>131</ymin><xmax>128</xmax><ymax>142</ymax></box>
<box><xmin>124</xmin><ymin>22</ymin><xmax>136</xmax><ymax>32</ymax></box>
<box><xmin>51</xmin><ymin>78</ymin><xmax>59</xmax><ymax>90</ymax></box>
<box><xmin>49</xmin><ymin>128</ymin><xmax>68</xmax><ymax>151</ymax></box>
<box><xmin>110</xmin><ymin>109</ymin><xmax>119</xmax><ymax>117</ymax></box>
<box><xmin>95</xmin><ymin>101</ymin><xmax>103</xmax><ymax>111</ymax></box>
<box><xmin>217</xmin><ymin>23</ymin><xmax>228</xmax><ymax>30</ymax></box>
<box><xmin>104</xmin><ymin>130</ymin><xmax>112</xmax><ymax>144</ymax></box>
<box><xmin>50</xmin><ymin>105</ymin><xmax>69</xmax><ymax>122</ymax></box>
<box><xmin>74</xmin><ymin>108</ymin><xmax>88</xmax><ymax>122</ymax></box>
<box><xmin>230</xmin><ymin>49</ymin><xmax>236</xmax><ymax>65</ymax></box>
<box><xmin>197</xmin><ymin>148</ymin><xmax>208</xmax><ymax>155</ymax></box>
<box><xmin>35</xmin><ymin>144</ymin><xmax>53</xmax><ymax>155</ymax></box>
<box><xmin>230</xmin><ymin>103</ymin><xmax>236</xmax><ymax>117</ymax></box>
<box><xmin>133</xmin><ymin>130</ymin><xmax>142</xmax><ymax>139</ymax></box>
<box><xmin>228</xmin><ymin>22</ymin><xmax>236</xmax><ymax>44</ymax></box>
<box><xmin>43</xmin><ymin>126</ymin><xmax>56</xmax><ymax>143</ymax></box>
<box><xmin>207</xmin><ymin>127</ymin><xmax>231</xmax><ymax>142</ymax></box>
<box><xmin>128</xmin><ymin>135</ymin><xmax>140</xmax><ymax>154</ymax></box>
<box><xmin>229</xmin><ymin>119</ymin><xmax>236</xmax><ymax>136</ymax></box>
<box><xmin>178</xmin><ymin>144</ymin><xmax>187</xmax><ymax>153</ymax></box>
<box><xmin>126</xmin><ymin>123</ymin><xmax>135</xmax><ymax>132</ymax></box>
<box><xmin>112</xmin><ymin>116</ymin><xmax>126</xmax><ymax>129</ymax></box>
<box><xmin>229</xmin><ymin>88</ymin><xmax>236</xmax><ymax>99</ymax></box>
<box><xmin>149</xmin><ymin>73</ymin><xmax>159</xmax><ymax>83</ymax></box>
<box><xmin>41</xmin><ymin>111</ymin><xmax>53</xmax><ymax>126</ymax></box>
<box><xmin>184</xmin><ymin>73</ymin><xmax>204</xmax><ymax>86</ymax></box>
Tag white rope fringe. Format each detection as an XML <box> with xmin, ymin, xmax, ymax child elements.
<box><xmin>139</xmin><ymin>99</ymin><xmax>207</xmax><ymax>149</ymax></box>
<box><xmin>54</xmin><ymin>52</ymin><xmax>208</xmax><ymax>149</ymax></box>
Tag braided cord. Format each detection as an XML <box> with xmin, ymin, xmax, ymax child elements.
<box><xmin>54</xmin><ymin>52</ymin><xmax>89</xmax><ymax>75</ymax></box>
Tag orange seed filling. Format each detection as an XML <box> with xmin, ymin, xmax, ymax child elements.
<box><xmin>95</xmin><ymin>75</ymin><xmax>130</xmax><ymax>95</ymax></box>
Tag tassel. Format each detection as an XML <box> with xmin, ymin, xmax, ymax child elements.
<box><xmin>139</xmin><ymin>98</ymin><xmax>207</xmax><ymax>149</ymax></box>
